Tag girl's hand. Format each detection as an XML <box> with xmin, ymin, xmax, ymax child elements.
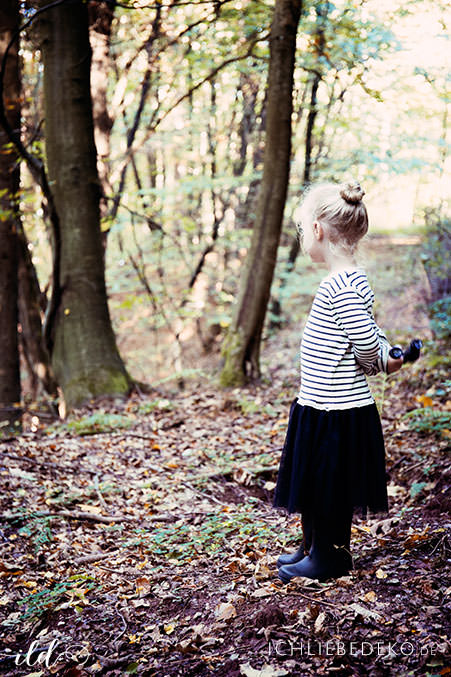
<box><xmin>387</xmin><ymin>355</ymin><xmax>404</xmax><ymax>374</ymax></box>
<box><xmin>387</xmin><ymin>340</ymin><xmax>422</xmax><ymax>373</ymax></box>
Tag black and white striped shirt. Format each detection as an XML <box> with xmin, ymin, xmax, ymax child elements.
<box><xmin>298</xmin><ymin>268</ymin><xmax>391</xmax><ymax>410</ymax></box>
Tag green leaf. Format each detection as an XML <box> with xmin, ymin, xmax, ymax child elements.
<box><xmin>410</xmin><ymin>482</ymin><xmax>428</xmax><ymax>499</ymax></box>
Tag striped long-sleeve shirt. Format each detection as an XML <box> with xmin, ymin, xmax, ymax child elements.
<box><xmin>297</xmin><ymin>268</ymin><xmax>392</xmax><ymax>411</ymax></box>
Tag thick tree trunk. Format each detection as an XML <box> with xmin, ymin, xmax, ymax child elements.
<box><xmin>39</xmin><ymin>0</ymin><xmax>130</xmax><ymax>410</ymax></box>
<box><xmin>0</xmin><ymin>0</ymin><xmax>21</xmax><ymax>433</ymax></box>
<box><xmin>220</xmin><ymin>0</ymin><xmax>302</xmax><ymax>387</ymax></box>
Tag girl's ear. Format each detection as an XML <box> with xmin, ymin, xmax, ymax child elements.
<box><xmin>313</xmin><ymin>220</ymin><xmax>324</xmax><ymax>241</ymax></box>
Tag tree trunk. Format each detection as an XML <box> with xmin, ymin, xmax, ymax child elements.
<box><xmin>303</xmin><ymin>73</ymin><xmax>320</xmax><ymax>184</ymax></box>
<box><xmin>39</xmin><ymin>0</ymin><xmax>130</xmax><ymax>410</ymax></box>
<box><xmin>270</xmin><ymin>2</ymin><xmax>328</xmax><ymax>328</ymax></box>
<box><xmin>269</xmin><ymin>72</ymin><xmax>320</xmax><ymax>329</ymax></box>
<box><xmin>303</xmin><ymin>1</ymin><xmax>327</xmax><ymax>180</ymax></box>
<box><xmin>220</xmin><ymin>0</ymin><xmax>302</xmax><ymax>387</ymax></box>
<box><xmin>88</xmin><ymin>0</ymin><xmax>115</xmax><ymax>220</ymax></box>
<box><xmin>17</xmin><ymin>223</ymin><xmax>58</xmax><ymax>398</ymax></box>
<box><xmin>0</xmin><ymin>0</ymin><xmax>21</xmax><ymax>433</ymax></box>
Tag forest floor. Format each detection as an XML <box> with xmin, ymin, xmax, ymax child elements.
<box><xmin>0</xmin><ymin>237</ymin><xmax>450</xmax><ymax>677</ymax></box>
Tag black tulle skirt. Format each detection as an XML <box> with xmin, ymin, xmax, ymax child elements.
<box><xmin>273</xmin><ymin>398</ymin><xmax>389</xmax><ymax>519</ymax></box>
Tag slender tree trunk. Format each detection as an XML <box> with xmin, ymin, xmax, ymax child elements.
<box><xmin>17</xmin><ymin>223</ymin><xmax>58</xmax><ymax>398</ymax></box>
<box><xmin>302</xmin><ymin>1</ymin><xmax>327</xmax><ymax>185</ymax></box>
<box><xmin>303</xmin><ymin>73</ymin><xmax>320</xmax><ymax>184</ymax></box>
<box><xmin>38</xmin><ymin>0</ymin><xmax>130</xmax><ymax>410</ymax></box>
<box><xmin>88</xmin><ymin>0</ymin><xmax>115</xmax><ymax>221</ymax></box>
<box><xmin>270</xmin><ymin>2</ymin><xmax>328</xmax><ymax>328</ymax></box>
<box><xmin>270</xmin><ymin>72</ymin><xmax>320</xmax><ymax>328</ymax></box>
<box><xmin>237</xmin><ymin>88</ymin><xmax>266</xmax><ymax>230</ymax></box>
<box><xmin>0</xmin><ymin>0</ymin><xmax>21</xmax><ymax>433</ymax></box>
<box><xmin>107</xmin><ymin>3</ymin><xmax>161</xmax><ymax>228</ymax></box>
<box><xmin>233</xmin><ymin>72</ymin><xmax>259</xmax><ymax>178</ymax></box>
<box><xmin>234</xmin><ymin>73</ymin><xmax>263</xmax><ymax>233</ymax></box>
<box><xmin>220</xmin><ymin>0</ymin><xmax>302</xmax><ymax>386</ymax></box>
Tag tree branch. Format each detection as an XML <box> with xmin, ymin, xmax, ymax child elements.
<box><xmin>0</xmin><ymin>509</ymin><xmax>173</xmax><ymax>524</ymax></box>
<box><xmin>108</xmin><ymin>33</ymin><xmax>268</xmax><ymax>224</ymax></box>
<box><xmin>108</xmin><ymin>1</ymin><xmax>162</xmax><ymax>223</ymax></box>
<box><xmin>120</xmin><ymin>1</ymin><xmax>235</xmax><ymax>74</ymax></box>
<box><xmin>148</xmin><ymin>32</ymin><xmax>269</xmax><ymax>134</ymax></box>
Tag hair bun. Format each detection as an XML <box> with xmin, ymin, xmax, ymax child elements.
<box><xmin>340</xmin><ymin>181</ymin><xmax>365</xmax><ymax>204</ymax></box>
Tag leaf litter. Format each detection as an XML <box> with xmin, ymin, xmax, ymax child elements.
<box><xmin>0</xmin><ymin>241</ymin><xmax>450</xmax><ymax>677</ymax></box>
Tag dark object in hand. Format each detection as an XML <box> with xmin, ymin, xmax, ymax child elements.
<box><xmin>389</xmin><ymin>339</ymin><xmax>423</xmax><ymax>363</ymax></box>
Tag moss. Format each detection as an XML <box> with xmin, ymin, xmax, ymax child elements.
<box><xmin>63</xmin><ymin>367</ymin><xmax>131</xmax><ymax>409</ymax></box>
<box><xmin>219</xmin><ymin>328</ymin><xmax>247</xmax><ymax>388</ymax></box>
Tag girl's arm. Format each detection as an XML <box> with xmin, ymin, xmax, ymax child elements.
<box><xmin>330</xmin><ymin>287</ymin><xmax>396</xmax><ymax>376</ymax></box>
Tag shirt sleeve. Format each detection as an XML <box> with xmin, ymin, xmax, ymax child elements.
<box><xmin>330</xmin><ymin>286</ymin><xmax>391</xmax><ymax>375</ymax></box>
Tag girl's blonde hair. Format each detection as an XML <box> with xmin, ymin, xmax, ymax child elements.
<box><xmin>302</xmin><ymin>180</ymin><xmax>368</xmax><ymax>253</ymax></box>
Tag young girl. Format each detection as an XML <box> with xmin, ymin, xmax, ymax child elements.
<box><xmin>274</xmin><ymin>180</ymin><xmax>405</xmax><ymax>584</ymax></box>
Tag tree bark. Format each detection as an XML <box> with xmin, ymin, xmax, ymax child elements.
<box><xmin>270</xmin><ymin>2</ymin><xmax>328</xmax><ymax>329</ymax></box>
<box><xmin>17</xmin><ymin>223</ymin><xmax>58</xmax><ymax>398</ymax></box>
<box><xmin>303</xmin><ymin>73</ymin><xmax>320</xmax><ymax>184</ymax></box>
<box><xmin>220</xmin><ymin>0</ymin><xmax>302</xmax><ymax>387</ymax></box>
<box><xmin>0</xmin><ymin>0</ymin><xmax>21</xmax><ymax>433</ymax></box>
<box><xmin>38</xmin><ymin>0</ymin><xmax>130</xmax><ymax>410</ymax></box>
<box><xmin>88</xmin><ymin>0</ymin><xmax>115</xmax><ymax>220</ymax></box>
<box><xmin>303</xmin><ymin>1</ymin><xmax>327</xmax><ymax>185</ymax></box>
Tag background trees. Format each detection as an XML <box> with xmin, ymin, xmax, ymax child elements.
<box><xmin>0</xmin><ymin>0</ymin><xmax>448</xmax><ymax>413</ymax></box>
<box><xmin>220</xmin><ymin>0</ymin><xmax>302</xmax><ymax>386</ymax></box>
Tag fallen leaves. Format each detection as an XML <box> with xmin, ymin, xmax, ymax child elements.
<box><xmin>403</xmin><ymin>526</ymin><xmax>431</xmax><ymax>549</ymax></box>
<box><xmin>0</xmin><ymin>339</ymin><xmax>450</xmax><ymax>675</ymax></box>
<box><xmin>313</xmin><ymin>610</ymin><xmax>326</xmax><ymax>634</ymax></box>
<box><xmin>240</xmin><ymin>663</ymin><xmax>289</xmax><ymax>677</ymax></box>
<box><xmin>375</xmin><ymin>568</ymin><xmax>388</xmax><ymax>579</ymax></box>
<box><xmin>361</xmin><ymin>590</ymin><xmax>377</xmax><ymax>603</ymax></box>
<box><xmin>135</xmin><ymin>576</ymin><xmax>151</xmax><ymax>596</ymax></box>
<box><xmin>416</xmin><ymin>395</ymin><xmax>434</xmax><ymax>407</ymax></box>
<box><xmin>348</xmin><ymin>603</ymin><xmax>383</xmax><ymax>622</ymax></box>
<box><xmin>214</xmin><ymin>602</ymin><xmax>237</xmax><ymax>621</ymax></box>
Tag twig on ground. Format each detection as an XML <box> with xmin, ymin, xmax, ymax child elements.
<box><xmin>94</xmin><ymin>474</ymin><xmax>108</xmax><ymax>510</ymax></box>
<box><xmin>0</xmin><ymin>510</ymin><xmax>174</xmax><ymax>524</ymax></box>
<box><xmin>73</xmin><ymin>551</ymin><xmax>119</xmax><ymax>565</ymax></box>
<box><xmin>2</xmin><ymin>452</ymin><xmax>59</xmax><ymax>471</ymax></box>
<box><xmin>290</xmin><ymin>588</ymin><xmax>345</xmax><ymax>608</ymax></box>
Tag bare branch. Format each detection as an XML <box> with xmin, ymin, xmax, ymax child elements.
<box><xmin>148</xmin><ymin>32</ymin><xmax>268</xmax><ymax>133</ymax></box>
<box><xmin>107</xmin><ymin>2</ymin><xmax>162</xmax><ymax>223</ymax></box>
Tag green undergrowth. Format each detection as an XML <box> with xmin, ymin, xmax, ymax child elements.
<box><xmin>12</xmin><ymin>575</ymin><xmax>101</xmax><ymax>625</ymax></box>
<box><xmin>133</xmin><ymin>397</ymin><xmax>174</xmax><ymax>415</ymax></box>
<box><xmin>122</xmin><ymin>500</ymin><xmax>280</xmax><ymax>565</ymax></box>
<box><xmin>235</xmin><ymin>395</ymin><xmax>281</xmax><ymax>417</ymax></box>
<box><xmin>402</xmin><ymin>359</ymin><xmax>451</xmax><ymax>439</ymax></box>
<box><xmin>16</xmin><ymin>513</ymin><xmax>54</xmax><ymax>554</ymax></box>
<box><xmin>404</xmin><ymin>408</ymin><xmax>451</xmax><ymax>439</ymax></box>
<box><xmin>46</xmin><ymin>410</ymin><xmax>134</xmax><ymax>436</ymax></box>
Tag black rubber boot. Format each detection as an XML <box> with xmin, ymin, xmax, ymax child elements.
<box><xmin>278</xmin><ymin>513</ymin><xmax>353</xmax><ymax>584</ymax></box>
<box><xmin>276</xmin><ymin>513</ymin><xmax>313</xmax><ymax>568</ymax></box>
